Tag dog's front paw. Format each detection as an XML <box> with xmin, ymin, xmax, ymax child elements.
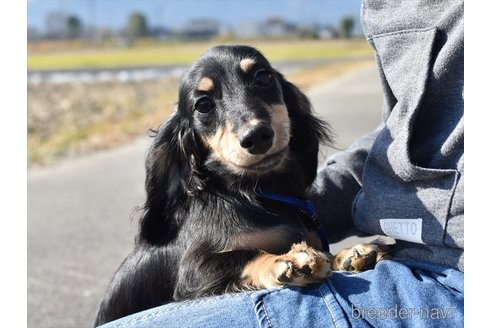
<box><xmin>331</xmin><ymin>243</ymin><xmax>390</xmax><ymax>273</ymax></box>
<box><xmin>274</xmin><ymin>242</ymin><xmax>332</xmax><ymax>286</ymax></box>
<box><xmin>242</xmin><ymin>242</ymin><xmax>331</xmax><ymax>289</ymax></box>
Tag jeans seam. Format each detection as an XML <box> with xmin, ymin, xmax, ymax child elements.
<box><xmin>316</xmin><ymin>285</ymin><xmax>340</xmax><ymax>328</ymax></box>
<box><xmin>260</xmin><ymin>301</ymin><xmax>273</xmax><ymax>328</ymax></box>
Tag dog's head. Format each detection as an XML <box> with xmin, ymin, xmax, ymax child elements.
<box><xmin>140</xmin><ymin>46</ymin><xmax>330</xmax><ymax>243</ymax></box>
<box><xmin>184</xmin><ymin>46</ymin><xmax>292</xmax><ymax>175</ymax></box>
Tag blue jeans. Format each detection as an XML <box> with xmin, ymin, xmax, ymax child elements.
<box><xmin>99</xmin><ymin>260</ymin><xmax>463</xmax><ymax>328</ymax></box>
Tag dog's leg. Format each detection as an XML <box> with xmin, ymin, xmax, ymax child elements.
<box><xmin>94</xmin><ymin>246</ymin><xmax>179</xmax><ymax>326</ymax></box>
<box><xmin>174</xmin><ymin>241</ymin><xmax>331</xmax><ymax>300</ymax></box>
<box><xmin>241</xmin><ymin>242</ymin><xmax>332</xmax><ymax>289</ymax></box>
<box><xmin>330</xmin><ymin>243</ymin><xmax>391</xmax><ymax>273</ymax></box>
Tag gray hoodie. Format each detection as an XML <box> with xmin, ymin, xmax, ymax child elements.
<box><xmin>311</xmin><ymin>0</ymin><xmax>464</xmax><ymax>271</ymax></box>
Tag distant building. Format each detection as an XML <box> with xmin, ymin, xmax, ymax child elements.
<box><xmin>260</xmin><ymin>17</ymin><xmax>298</xmax><ymax>38</ymax></box>
<box><xmin>27</xmin><ymin>26</ymin><xmax>42</xmax><ymax>40</ymax></box>
<box><xmin>149</xmin><ymin>26</ymin><xmax>174</xmax><ymax>41</ymax></box>
<box><xmin>45</xmin><ymin>11</ymin><xmax>67</xmax><ymax>39</ymax></box>
<box><xmin>181</xmin><ymin>19</ymin><xmax>220</xmax><ymax>40</ymax></box>
<box><xmin>233</xmin><ymin>21</ymin><xmax>262</xmax><ymax>39</ymax></box>
<box><xmin>98</xmin><ymin>27</ymin><xmax>115</xmax><ymax>40</ymax></box>
<box><xmin>316</xmin><ymin>25</ymin><xmax>339</xmax><ymax>39</ymax></box>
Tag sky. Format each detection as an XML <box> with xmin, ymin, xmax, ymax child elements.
<box><xmin>27</xmin><ymin>0</ymin><xmax>363</xmax><ymax>32</ymax></box>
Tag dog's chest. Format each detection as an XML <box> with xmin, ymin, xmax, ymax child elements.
<box><xmin>230</xmin><ymin>225</ymin><xmax>322</xmax><ymax>254</ymax></box>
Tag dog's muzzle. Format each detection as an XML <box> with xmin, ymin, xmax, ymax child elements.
<box><xmin>238</xmin><ymin>123</ymin><xmax>274</xmax><ymax>155</ymax></box>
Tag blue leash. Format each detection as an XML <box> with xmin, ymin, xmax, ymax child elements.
<box><xmin>257</xmin><ymin>192</ymin><xmax>330</xmax><ymax>252</ymax></box>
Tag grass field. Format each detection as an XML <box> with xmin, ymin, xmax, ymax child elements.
<box><xmin>27</xmin><ymin>39</ymin><xmax>372</xmax><ymax>71</ymax></box>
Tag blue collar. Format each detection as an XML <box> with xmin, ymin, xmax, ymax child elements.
<box><xmin>256</xmin><ymin>191</ymin><xmax>330</xmax><ymax>252</ymax></box>
<box><xmin>257</xmin><ymin>192</ymin><xmax>316</xmax><ymax>218</ymax></box>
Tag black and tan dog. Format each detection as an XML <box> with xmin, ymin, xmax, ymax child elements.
<box><xmin>94</xmin><ymin>45</ymin><xmax>389</xmax><ymax>326</ymax></box>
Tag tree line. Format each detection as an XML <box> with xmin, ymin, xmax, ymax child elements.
<box><xmin>28</xmin><ymin>11</ymin><xmax>356</xmax><ymax>42</ymax></box>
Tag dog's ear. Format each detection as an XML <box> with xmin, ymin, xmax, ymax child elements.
<box><xmin>139</xmin><ymin>110</ymin><xmax>203</xmax><ymax>244</ymax></box>
<box><xmin>277</xmin><ymin>72</ymin><xmax>332</xmax><ymax>185</ymax></box>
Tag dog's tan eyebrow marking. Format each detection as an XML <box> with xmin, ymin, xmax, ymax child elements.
<box><xmin>197</xmin><ymin>77</ymin><xmax>215</xmax><ymax>92</ymax></box>
<box><xmin>239</xmin><ymin>58</ymin><xmax>256</xmax><ymax>73</ymax></box>
<box><xmin>248</xmin><ymin>118</ymin><xmax>261</xmax><ymax>126</ymax></box>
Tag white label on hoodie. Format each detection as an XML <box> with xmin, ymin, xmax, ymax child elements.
<box><xmin>380</xmin><ymin>218</ymin><xmax>423</xmax><ymax>244</ymax></box>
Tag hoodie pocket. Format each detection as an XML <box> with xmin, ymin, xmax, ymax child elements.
<box><xmin>352</xmin><ymin>27</ymin><xmax>460</xmax><ymax>247</ymax></box>
<box><xmin>369</xmin><ymin>27</ymin><xmax>458</xmax><ymax>181</ymax></box>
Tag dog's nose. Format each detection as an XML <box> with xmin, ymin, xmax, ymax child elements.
<box><xmin>239</xmin><ymin>124</ymin><xmax>274</xmax><ymax>154</ymax></box>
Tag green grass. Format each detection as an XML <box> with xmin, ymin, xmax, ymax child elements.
<box><xmin>27</xmin><ymin>39</ymin><xmax>373</xmax><ymax>71</ymax></box>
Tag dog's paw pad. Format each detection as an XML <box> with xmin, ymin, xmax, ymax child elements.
<box><xmin>274</xmin><ymin>242</ymin><xmax>332</xmax><ymax>286</ymax></box>
<box><xmin>332</xmin><ymin>243</ymin><xmax>391</xmax><ymax>273</ymax></box>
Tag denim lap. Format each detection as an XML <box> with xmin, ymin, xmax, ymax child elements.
<box><xmin>99</xmin><ymin>260</ymin><xmax>463</xmax><ymax>328</ymax></box>
<box><xmin>327</xmin><ymin>260</ymin><xmax>464</xmax><ymax>328</ymax></box>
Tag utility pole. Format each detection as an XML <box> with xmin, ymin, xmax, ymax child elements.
<box><xmin>59</xmin><ymin>0</ymin><xmax>66</xmax><ymax>43</ymax></box>
<box><xmin>88</xmin><ymin>0</ymin><xmax>97</xmax><ymax>41</ymax></box>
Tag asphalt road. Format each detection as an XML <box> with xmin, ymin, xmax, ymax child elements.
<box><xmin>27</xmin><ymin>65</ymin><xmax>383</xmax><ymax>328</ymax></box>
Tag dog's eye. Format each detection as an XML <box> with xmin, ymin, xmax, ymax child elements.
<box><xmin>254</xmin><ymin>69</ymin><xmax>273</xmax><ymax>87</ymax></box>
<box><xmin>195</xmin><ymin>97</ymin><xmax>215</xmax><ymax>114</ymax></box>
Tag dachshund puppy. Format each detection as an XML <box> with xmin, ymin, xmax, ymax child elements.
<box><xmin>94</xmin><ymin>45</ymin><xmax>388</xmax><ymax>326</ymax></box>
